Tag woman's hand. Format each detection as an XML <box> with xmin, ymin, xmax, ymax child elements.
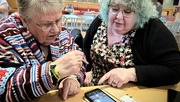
<box><xmin>54</xmin><ymin>50</ymin><xmax>88</xmax><ymax>78</ymax></box>
<box><xmin>98</xmin><ymin>68</ymin><xmax>137</xmax><ymax>88</ymax></box>
<box><xmin>58</xmin><ymin>77</ymin><xmax>81</xmax><ymax>100</ymax></box>
<box><xmin>83</xmin><ymin>71</ymin><xmax>92</xmax><ymax>86</ymax></box>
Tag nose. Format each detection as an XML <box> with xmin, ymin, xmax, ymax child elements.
<box><xmin>116</xmin><ymin>10</ymin><xmax>124</xmax><ymax>19</ymax></box>
<box><xmin>50</xmin><ymin>23</ymin><xmax>61</xmax><ymax>33</ymax></box>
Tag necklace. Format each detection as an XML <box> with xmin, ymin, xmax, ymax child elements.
<box><xmin>42</xmin><ymin>51</ymin><xmax>47</xmax><ymax>60</ymax></box>
<box><xmin>40</xmin><ymin>46</ymin><xmax>49</xmax><ymax>60</ymax></box>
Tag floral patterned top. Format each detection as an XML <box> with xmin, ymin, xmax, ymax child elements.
<box><xmin>90</xmin><ymin>23</ymin><xmax>135</xmax><ymax>85</ymax></box>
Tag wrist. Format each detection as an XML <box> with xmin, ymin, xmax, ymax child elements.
<box><xmin>65</xmin><ymin>75</ymin><xmax>79</xmax><ymax>83</ymax></box>
<box><xmin>129</xmin><ymin>68</ymin><xmax>137</xmax><ymax>82</ymax></box>
<box><xmin>50</xmin><ymin>62</ymin><xmax>61</xmax><ymax>81</ymax></box>
<box><xmin>68</xmin><ymin>75</ymin><xmax>78</xmax><ymax>80</ymax></box>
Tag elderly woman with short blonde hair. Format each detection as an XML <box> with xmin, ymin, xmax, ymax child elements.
<box><xmin>0</xmin><ymin>0</ymin><xmax>87</xmax><ymax>101</ymax></box>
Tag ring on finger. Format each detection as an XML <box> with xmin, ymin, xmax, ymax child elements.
<box><xmin>112</xmin><ymin>81</ymin><xmax>117</xmax><ymax>85</ymax></box>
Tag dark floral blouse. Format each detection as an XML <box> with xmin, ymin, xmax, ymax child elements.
<box><xmin>90</xmin><ymin>23</ymin><xmax>136</xmax><ymax>85</ymax></box>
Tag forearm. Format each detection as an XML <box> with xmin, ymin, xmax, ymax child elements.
<box><xmin>4</xmin><ymin>62</ymin><xmax>57</xmax><ymax>102</ymax></box>
<box><xmin>74</xmin><ymin>65</ymin><xmax>86</xmax><ymax>85</ymax></box>
<box><xmin>135</xmin><ymin>64</ymin><xmax>180</xmax><ymax>87</ymax></box>
<box><xmin>0</xmin><ymin>6</ymin><xmax>9</xmax><ymax>13</ymax></box>
<box><xmin>127</xmin><ymin>68</ymin><xmax>137</xmax><ymax>82</ymax></box>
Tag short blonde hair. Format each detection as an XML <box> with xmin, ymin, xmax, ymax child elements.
<box><xmin>99</xmin><ymin>0</ymin><xmax>158</xmax><ymax>29</ymax></box>
<box><xmin>17</xmin><ymin>0</ymin><xmax>64</xmax><ymax>21</ymax></box>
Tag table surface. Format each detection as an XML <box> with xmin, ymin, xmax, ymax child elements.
<box><xmin>27</xmin><ymin>82</ymin><xmax>180</xmax><ymax>102</ymax></box>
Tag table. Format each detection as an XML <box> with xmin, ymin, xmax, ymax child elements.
<box><xmin>62</xmin><ymin>14</ymin><xmax>95</xmax><ymax>32</ymax></box>
<box><xmin>27</xmin><ymin>82</ymin><xmax>180</xmax><ymax>102</ymax></box>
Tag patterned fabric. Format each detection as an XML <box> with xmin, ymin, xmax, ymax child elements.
<box><xmin>0</xmin><ymin>67</ymin><xmax>15</xmax><ymax>95</ymax></box>
<box><xmin>0</xmin><ymin>13</ymin><xmax>86</xmax><ymax>102</ymax></box>
<box><xmin>91</xmin><ymin>23</ymin><xmax>135</xmax><ymax>85</ymax></box>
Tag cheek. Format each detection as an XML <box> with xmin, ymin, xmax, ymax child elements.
<box><xmin>108</xmin><ymin>14</ymin><xmax>116</xmax><ymax>25</ymax></box>
<box><xmin>34</xmin><ymin>31</ymin><xmax>47</xmax><ymax>43</ymax></box>
<box><xmin>125</xmin><ymin>18</ymin><xmax>136</xmax><ymax>29</ymax></box>
<box><xmin>39</xmin><ymin>33</ymin><xmax>47</xmax><ymax>41</ymax></box>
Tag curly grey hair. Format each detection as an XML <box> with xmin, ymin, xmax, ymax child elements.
<box><xmin>17</xmin><ymin>0</ymin><xmax>64</xmax><ymax>21</ymax></box>
<box><xmin>99</xmin><ymin>0</ymin><xmax>158</xmax><ymax>29</ymax></box>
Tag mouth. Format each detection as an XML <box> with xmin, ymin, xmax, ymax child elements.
<box><xmin>115</xmin><ymin>22</ymin><xmax>124</xmax><ymax>26</ymax></box>
<box><xmin>48</xmin><ymin>34</ymin><xmax>57</xmax><ymax>39</ymax></box>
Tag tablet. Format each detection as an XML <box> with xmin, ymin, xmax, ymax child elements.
<box><xmin>168</xmin><ymin>89</ymin><xmax>180</xmax><ymax>102</ymax></box>
<box><xmin>84</xmin><ymin>88</ymin><xmax>116</xmax><ymax>102</ymax></box>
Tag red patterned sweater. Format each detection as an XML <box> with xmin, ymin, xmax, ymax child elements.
<box><xmin>0</xmin><ymin>13</ymin><xmax>86</xmax><ymax>102</ymax></box>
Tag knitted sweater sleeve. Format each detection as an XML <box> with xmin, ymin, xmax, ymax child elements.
<box><xmin>133</xmin><ymin>19</ymin><xmax>180</xmax><ymax>87</ymax></box>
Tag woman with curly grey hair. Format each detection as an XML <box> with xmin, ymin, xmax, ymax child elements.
<box><xmin>83</xmin><ymin>0</ymin><xmax>180</xmax><ymax>88</ymax></box>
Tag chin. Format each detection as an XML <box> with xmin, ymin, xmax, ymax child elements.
<box><xmin>112</xmin><ymin>29</ymin><xmax>123</xmax><ymax>34</ymax></box>
<box><xmin>40</xmin><ymin>41</ymin><xmax>53</xmax><ymax>46</ymax></box>
<box><xmin>45</xmin><ymin>42</ymin><xmax>54</xmax><ymax>46</ymax></box>
<box><xmin>41</xmin><ymin>43</ymin><xmax>50</xmax><ymax>46</ymax></box>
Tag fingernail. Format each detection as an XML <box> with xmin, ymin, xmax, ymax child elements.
<box><xmin>64</xmin><ymin>96</ymin><xmax>67</xmax><ymax>100</ymax></box>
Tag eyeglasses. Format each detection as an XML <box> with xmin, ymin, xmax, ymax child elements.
<box><xmin>108</xmin><ymin>4</ymin><xmax>134</xmax><ymax>18</ymax></box>
<box><xmin>34</xmin><ymin>18</ymin><xmax>62</xmax><ymax>32</ymax></box>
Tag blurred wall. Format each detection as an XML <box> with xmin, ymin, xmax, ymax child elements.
<box><xmin>163</xmin><ymin>0</ymin><xmax>173</xmax><ymax>8</ymax></box>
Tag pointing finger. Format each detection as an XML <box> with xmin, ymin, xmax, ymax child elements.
<box><xmin>82</xmin><ymin>58</ymin><xmax>89</xmax><ymax>64</ymax></box>
<box><xmin>98</xmin><ymin>72</ymin><xmax>111</xmax><ymax>85</ymax></box>
<box><xmin>63</xmin><ymin>83</ymin><xmax>70</xmax><ymax>100</ymax></box>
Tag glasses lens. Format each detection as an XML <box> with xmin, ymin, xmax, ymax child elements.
<box><xmin>109</xmin><ymin>5</ymin><xmax>133</xmax><ymax>18</ymax></box>
<box><xmin>123</xmin><ymin>10</ymin><xmax>133</xmax><ymax>17</ymax></box>
<box><xmin>41</xmin><ymin>19</ymin><xmax>62</xmax><ymax>31</ymax></box>
<box><xmin>109</xmin><ymin>5</ymin><xmax>119</xmax><ymax>14</ymax></box>
<box><xmin>56</xmin><ymin>19</ymin><xmax>62</xmax><ymax>27</ymax></box>
<box><xmin>41</xmin><ymin>24</ymin><xmax>51</xmax><ymax>31</ymax></box>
